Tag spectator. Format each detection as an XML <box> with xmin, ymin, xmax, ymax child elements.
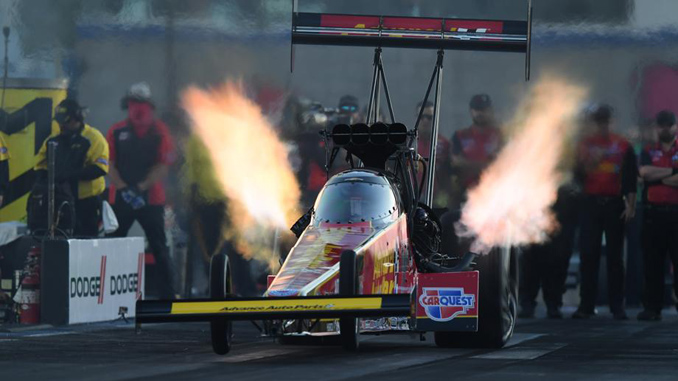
<box><xmin>573</xmin><ymin>104</ymin><xmax>637</xmax><ymax>320</ymax></box>
<box><xmin>106</xmin><ymin>82</ymin><xmax>176</xmax><ymax>299</ymax></box>
<box><xmin>0</xmin><ymin>133</ymin><xmax>8</xmax><ymax>207</ymax></box>
<box><xmin>637</xmin><ymin>110</ymin><xmax>678</xmax><ymax>321</ymax></box>
<box><xmin>416</xmin><ymin>100</ymin><xmax>452</xmax><ymax>208</ymax></box>
<box><xmin>34</xmin><ymin>99</ymin><xmax>109</xmax><ymax>237</ymax></box>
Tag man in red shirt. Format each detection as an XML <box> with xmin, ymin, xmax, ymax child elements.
<box><xmin>107</xmin><ymin>82</ymin><xmax>176</xmax><ymax>299</ymax></box>
<box><xmin>440</xmin><ymin>95</ymin><xmax>501</xmax><ymax>255</ymax></box>
<box><xmin>450</xmin><ymin>94</ymin><xmax>502</xmax><ymax>193</ymax></box>
<box><xmin>574</xmin><ymin>104</ymin><xmax>637</xmax><ymax>320</ymax></box>
<box><xmin>637</xmin><ymin>110</ymin><xmax>678</xmax><ymax>321</ymax></box>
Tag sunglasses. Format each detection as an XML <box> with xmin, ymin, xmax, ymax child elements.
<box><xmin>341</xmin><ymin>105</ymin><xmax>358</xmax><ymax>112</ymax></box>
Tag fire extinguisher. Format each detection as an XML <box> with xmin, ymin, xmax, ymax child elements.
<box><xmin>19</xmin><ymin>246</ymin><xmax>41</xmax><ymax>324</ymax></box>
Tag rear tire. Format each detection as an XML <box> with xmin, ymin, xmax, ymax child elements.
<box><xmin>210</xmin><ymin>252</ymin><xmax>233</xmax><ymax>355</ymax></box>
<box><xmin>435</xmin><ymin>247</ymin><xmax>518</xmax><ymax>348</ymax></box>
<box><xmin>339</xmin><ymin>250</ymin><xmax>360</xmax><ymax>351</ymax></box>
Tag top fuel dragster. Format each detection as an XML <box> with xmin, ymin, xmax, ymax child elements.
<box><xmin>136</xmin><ymin>0</ymin><xmax>532</xmax><ymax>354</ymax></box>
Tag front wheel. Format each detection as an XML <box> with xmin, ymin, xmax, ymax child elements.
<box><xmin>339</xmin><ymin>250</ymin><xmax>360</xmax><ymax>351</ymax></box>
<box><xmin>210</xmin><ymin>252</ymin><xmax>233</xmax><ymax>355</ymax></box>
<box><xmin>435</xmin><ymin>247</ymin><xmax>518</xmax><ymax>348</ymax></box>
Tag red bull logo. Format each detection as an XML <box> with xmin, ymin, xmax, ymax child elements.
<box><xmin>419</xmin><ymin>287</ymin><xmax>475</xmax><ymax>322</ymax></box>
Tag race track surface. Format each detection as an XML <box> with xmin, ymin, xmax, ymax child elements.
<box><xmin>1</xmin><ymin>307</ymin><xmax>677</xmax><ymax>380</ymax></box>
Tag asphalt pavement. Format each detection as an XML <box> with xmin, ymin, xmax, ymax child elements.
<box><xmin>1</xmin><ymin>307</ymin><xmax>677</xmax><ymax>380</ymax></box>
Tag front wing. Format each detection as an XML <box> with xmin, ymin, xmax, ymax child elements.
<box><xmin>136</xmin><ymin>271</ymin><xmax>479</xmax><ymax>333</ymax></box>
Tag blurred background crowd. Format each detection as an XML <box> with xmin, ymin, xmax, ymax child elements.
<box><xmin>1</xmin><ymin>0</ymin><xmax>678</xmax><ymax>320</ymax></box>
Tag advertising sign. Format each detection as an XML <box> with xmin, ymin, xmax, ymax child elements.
<box><xmin>414</xmin><ymin>271</ymin><xmax>479</xmax><ymax>332</ymax></box>
<box><xmin>0</xmin><ymin>78</ymin><xmax>66</xmax><ymax>222</ymax></box>
<box><xmin>42</xmin><ymin>237</ymin><xmax>145</xmax><ymax>325</ymax></box>
<box><xmin>67</xmin><ymin>238</ymin><xmax>145</xmax><ymax>324</ymax></box>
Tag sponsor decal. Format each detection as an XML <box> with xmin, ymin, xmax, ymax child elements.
<box><xmin>170</xmin><ymin>297</ymin><xmax>384</xmax><ymax>315</ymax></box>
<box><xmin>220</xmin><ymin>303</ymin><xmax>335</xmax><ymax>312</ymax></box>
<box><xmin>70</xmin><ymin>276</ymin><xmax>102</xmax><ymax>299</ymax></box>
<box><xmin>70</xmin><ymin>254</ymin><xmax>140</xmax><ymax>303</ymax></box>
<box><xmin>419</xmin><ymin>287</ymin><xmax>475</xmax><ymax>322</ymax></box>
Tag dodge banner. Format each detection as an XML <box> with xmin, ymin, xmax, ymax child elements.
<box><xmin>42</xmin><ymin>237</ymin><xmax>145</xmax><ymax>325</ymax></box>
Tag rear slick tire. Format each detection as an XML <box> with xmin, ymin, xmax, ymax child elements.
<box><xmin>210</xmin><ymin>252</ymin><xmax>233</xmax><ymax>355</ymax></box>
<box><xmin>339</xmin><ymin>250</ymin><xmax>360</xmax><ymax>351</ymax></box>
<box><xmin>435</xmin><ymin>247</ymin><xmax>518</xmax><ymax>349</ymax></box>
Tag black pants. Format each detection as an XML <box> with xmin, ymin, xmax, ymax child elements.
<box><xmin>641</xmin><ymin>205</ymin><xmax>678</xmax><ymax>313</ymax></box>
<box><xmin>579</xmin><ymin>195</ymin><xmax>626</xmax><ymax>312</ymax></box>
<box><xmin>74</xmin><ymin>195</ymin><xmax>101</xmax><ymax>238</ymax></box>
<box><xmin>109</xmin><ymin>197</ymin><xmax>175</xmax><ymax>299</ymax></box>
<box><xmin>520</xmin><ymin>191</ymin><xmax>579</xmax><ymax>310</ymax></box>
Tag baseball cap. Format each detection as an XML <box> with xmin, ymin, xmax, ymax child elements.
<box><xmin>54</xmin><ymin>99</ymin><xmax>84</xmax><ymax>124</ymax></box>
<box><xmin>469</xmin><ymin>94</ymin><xmax>492</xmax><ymax>110</ymax></box>
<box><xmin>121</xmin><ymin>82</ymin><xmax>155</xmax><ymax>109</ymax></box>
<box><xmin>591</xmin><ymin>104</ymin><xmax>613</xmax><ymax>124</ymax></box>
<box><xmin>656</xmin><ymin>110</ymin><xmax>676</xmax><ymax>127</ymax></box>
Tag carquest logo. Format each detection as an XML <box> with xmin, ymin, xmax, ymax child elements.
<box><xmin>419</xmin><ymin>287</ymin><xmax>475</xmax><ymax>322</ymax></box>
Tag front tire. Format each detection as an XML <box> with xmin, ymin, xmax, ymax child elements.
<box><xmin>435</xmin><ymin>247</ymin><xmax>518</xmax><ymax>348</ymax></box>
<box><xmin>210</xmin><ymin>252</ymin><xmax>233</xmax><ymax>355</ymax></box>
<box><xmin>339</xmin><ymin>250</ymin><xmax>360</xmax><ymax>351</ymax></box>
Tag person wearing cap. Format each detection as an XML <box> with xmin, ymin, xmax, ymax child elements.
<box><xmin>450</xmin><ymin>94</ymin><xmax>502</xmax><ymax>196</ymax></box>
<box><xmin>0</xmin><ymin>133</ymin><xmax>8</xmax><ymax>207</ymax></box>
<box><xmin>637</xmin><ymin>110</ymin><xmax>678</xmax><ymax>321</ymax></box>
<box><xmin>106</xmin><ymin>82</ymin><xmax>176</xmax><ymax>299</ymax></box>
<box><xmin>34</xmin><ymin>99</ymin><xmax>109</xmax><ymax>236</ymax></box>
<box><xmin>440</xmin><ymin>94</ymin><xmax>502</xmax><ymax>255</ymax></box>
<box><xmin>337</xmin><ymin>95</ymin><xmax>360</xmax><ymax>125</ymax></box>
<box><xmin>416</xmin><ymin>100</ymin><xmax>452</xmax><ymax>207</ymax></box>
<box><xmin>573</xmin><ymin>104</ymin><xmax>637</xmax><ymax>320</ymax></box>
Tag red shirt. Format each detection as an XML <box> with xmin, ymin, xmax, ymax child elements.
<box><xmin>579</xmin><ymin>133</ymin><xmax>631</xmax><ymax>197</ymax></box>
<box><xmin>106</xmin><ymin>119</ymin><xmax>175</xmax><ymax>205</ymax></box>
<box><xmin>452</xmin><ymin>125</ymin><xmax>502</xmax><ymax>187</ymax></box>
<box><xmin>641</xmin><ymin>140</ymin><xmax>678</xmax><ymax>205</ymax></box>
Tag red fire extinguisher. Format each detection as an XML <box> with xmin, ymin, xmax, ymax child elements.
<box><xmin>19</xmin><ymin>246</ymin><xmax>41</xmax><ymax>324</ymax></box>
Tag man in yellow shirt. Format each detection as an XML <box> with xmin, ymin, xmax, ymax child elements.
<box><xmin>0</xmin><ymin>134</ymin><xmax>8</xmax><ymax>207</ymax></box>
<box><xmin>35</xmin><ymin>99</ymin><xmax>109</xmax><ymax>236</ymax></box>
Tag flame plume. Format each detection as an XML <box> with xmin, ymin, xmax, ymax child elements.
<box><xmin>182</xmin><ymin>81</ymin><xmax>300</xmax><ymax>269</ymax></box>
<box><xmin>456</xmin><ymin>77</ymin><xmax>587</xmax><ymax>254</ymax></box>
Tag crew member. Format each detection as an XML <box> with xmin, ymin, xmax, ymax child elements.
<box><xmin>337</xmin><ymin>95</ymin><xmax>360</xmax><ymax>124</ymax></box>
<box><xmin>416</xmin><ymin>100</ymin><xmax>452</xmax><ymax>208</ymax></box>
<box><xmin>450</xmin><ymin>94</ymin><xmax>502</xmax><ymax>196</ymax></box>
<box><xmin>33</xmin><ymin>100</ymin><xmax>108</xmax><ymax>236</ymax></box>
<box><xmin>107</xmin><ymin>82</ymin><xmax>176</xmax><ymax>299</ymax></box>
<box><xmin>519</xmin><ymin>185</ymin><xmax>580</xmax><ymax>319</ymax></box>
<box><xmin>0</xmin><ymin>134</ymin><xmax>8</xmax><ymax>207</ymax></box>
<box><xmin>574</xmin><ymin>104</ymin><xmax>637</xmax><ymax>320</ymax></box>
<box><xmin>637</xmin><ymin>110</ymin><xmax>678</xmax><ymax>321</ymax></box>
<box><xmin>441</xmin><ymin>94</ymin><xmax>501</xmax><ymax>254</ymax></box>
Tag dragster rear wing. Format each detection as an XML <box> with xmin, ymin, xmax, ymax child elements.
<box><xmin>292</xmin><ymin>0</ymin><xmax>533</xmax><ymax>79</ymax></box>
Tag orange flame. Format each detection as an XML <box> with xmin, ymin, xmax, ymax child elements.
<box><xmin>456</xmin><ymin>77</ymin><xmax>587</xmax><ymax>253</ymax></box>
<box><xmin>182</xmin><ymin>81</ymin><xmax>300</xmax><ymax>269</ymax></box>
